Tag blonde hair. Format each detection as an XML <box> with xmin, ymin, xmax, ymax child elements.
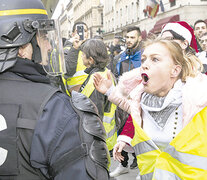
<box><xmin>143</xmin><ymin>38</ymin><xmax>203</xmax><ymax>81</ymax></box>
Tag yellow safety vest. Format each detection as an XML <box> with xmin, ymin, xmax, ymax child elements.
<box><xmin>81</xmin><ymin>68</ymin><xmax>117</xmax><ymax>151</ymax></box>
<box><xmin>50</xmin><ymin>49</ymin><xmax>63</xmax><ymax>74</ymax></box>
<box><xmin>50</xmin><ymin>49</ymin><xmax>70</xmax><ymax>95</ymax></box>
<box><xmin>131</xmin><ymin>107</ymin><xmax>207</xmax><ymax>180</ymax></box>
<box><xmin>63</xmin><ymin>47</ymin><xmax>88</xmax><ymax>94</ymax></box>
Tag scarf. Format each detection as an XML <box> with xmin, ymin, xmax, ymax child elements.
<box><xmin>140</xmin><ymin>80</ymin><xmax>183</xmax><ymax>128</ymax></box>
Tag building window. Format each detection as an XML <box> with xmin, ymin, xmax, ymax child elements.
<box><xmin>116</xmin><ymin>11</ymin><xmax>118</xmax><ymax>27</ymax></box>
<box><xmin>125</xmin><ymin>5</ymin><xmax>128</xmax><ymax>24</ymax></box>
<box><xmin>170</xmin><ymin>0</ymin><xmax>176</xmax><ymax>7</ymax></box>
<box><xmin>101</xmin><ymin>13</ymin><xmax>103</xmax><ymax>25</ymax></box>
<box><xmin>132</xmin><ymin>2</ymin><xmax>134</xmax><ymax>22</ymax></box>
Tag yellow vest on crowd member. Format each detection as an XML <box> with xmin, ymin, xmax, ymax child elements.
<box><xmin>63</xmin><ymin>46</ymin><xmax>88</xmax><ymax>95</ymax></box>
<box><xmin>50</xmin><ymin>49</ymin><xmax>70</xmax><ymax>95</ymax></box>
<box><xmin>131</xmin><ymin>107</ymin><xmax>207</xmax><ymax>180</ymax></box>
<box><xmin>50</xmin><ymin>49</ymin><xmax>64</xmax><ymax>73</ymax></box>
<box><xmin>81</xmin><ymin>68</ymin><xmax>117</xmax><ymax>151</ymax></box>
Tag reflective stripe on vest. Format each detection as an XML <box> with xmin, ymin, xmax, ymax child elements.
<box><xmin>64</xmin><ymin>48</ymin><xmax>88</xmax><ymax>88</ymax></box>
<box><xmin>131</xmin><ymin>107</ymin><xmax>207</xmax><ymax>180</ymax></box>
<box><xmin>81</xmin><ymin>68</ymin><xmax>117</xmax><ymax>151</ymax></box>
<box><xmin>103</xmin><ymin>103</ymin><xmax>117</xmax><ymax>151</ymax></box>
<box><xmin>131</xmin><ymin>118</ymin><xmax>161</xmax><ymax>179</ymax></box>
<box><xmin>154</xmin><ymin>169</ymin><xmax>181</xmax><ymax>180</ymax></box>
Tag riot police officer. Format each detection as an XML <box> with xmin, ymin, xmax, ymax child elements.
<box><xmin>0</xmin><ymin>0</ymin><xmax>110</xmax><ymax>179</ymax></box>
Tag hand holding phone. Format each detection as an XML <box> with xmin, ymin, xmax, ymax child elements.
<box><xmin>76</xmin><ymin>25</ymin><xmax>84</xmax><ymax>40</ymax></box>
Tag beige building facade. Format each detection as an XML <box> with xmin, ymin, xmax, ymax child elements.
<box><xmin>104</xmin><ymin>0</ymin><xmax>140</xmax><ymax>44</ymax></box>
<box><xmin>51</xmin><ymin>0</ymin><xmax>74</xmax><ymax>39</ymax></box>
<box><xmin>73</xmin><ymin>0</ymin><xmax>104</xmax><ymax>38</ymax></box>
<box><xmin>52</xmin><ymin>0</ymin><xmax>207</xmax><ymax>43</ymax></box>
<box><xmin>103</xmin><ymin>0</ymin><xmax>207</xmax><ymax>44</ymax></box>
<box><xmin>54</xmin><ymin>0</ymin><xmax>104</xmax><ymax>39</ymax></box>
<box><xmin>58</xmin><ymin>0</ymin><xmax>74</xmax><ymax>39</ymax></box>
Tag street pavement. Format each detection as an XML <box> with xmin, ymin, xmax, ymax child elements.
<box><xmin>109</xmin><ymin>153</ymin><xmax>140</xmax><ymax>180</ymax></box>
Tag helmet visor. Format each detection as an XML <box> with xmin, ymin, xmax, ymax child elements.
<box><xmin>37</xmin><ymin>19</ymin><xmax>66</xmax><ymax>76</ymax></box>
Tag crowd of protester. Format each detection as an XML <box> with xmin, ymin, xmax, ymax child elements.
<box><xmin>1</xmin><ymin>0</ymin><xmax>207</xmax><ymax>179</ymax></box>
<box><xmin>52</xmin><ymin>17</ymin><xmax>207</xmax><ymax>179</ymax></box>
<box><xmin>58</xmin><ymin>18</ymin><xmax>207</xmax><ymax>180</ymax></box>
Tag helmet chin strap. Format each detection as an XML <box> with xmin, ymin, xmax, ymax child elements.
<box><xmin>31</xmin><ymin>35</ymin><xmax>42</xmax><ymax>64</ymax></box>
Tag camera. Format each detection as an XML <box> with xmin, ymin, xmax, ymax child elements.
<box><xmin>76</xmin><ymin>24</ymin><xmax>84</xmax><ymax>40</ymax></box>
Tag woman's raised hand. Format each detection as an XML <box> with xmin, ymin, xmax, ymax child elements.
<box><xmin>93</xmin><ymin>70</ymin><xmax>113</xmax><ymax>94</ymax></box>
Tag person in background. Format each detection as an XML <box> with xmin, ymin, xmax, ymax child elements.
<box><xmin>160</xmin><ymin>21</ymin><xmax>203</xmax><ymax>73</ymax></box>
<box><xmin>63</xmin><ymin>21</ymin><xmax>89</xmax><ymax>94</ymax></box>
<box><xmin>113</xmin><ymin>45</ymin><xmax>123</xmax><ymax>63</ymax></box>
<box><xmin>198</xmin><ymin>32</ymin><xmax>207</xmax><ymax>73</ymax></box>
<box><xmin>120</xmin><ymin>38</ymin><xmax>127</xmax><ymax>52</ymax></box>
<box><xmin>109</xmin><ymin>35</ymin><xmax>122</xmax><ymax>57</ymax></box>
<box><xmin>200</xmin><ymin>32</ymin><xmax>207</xmax><ymax>54</ymax></box>
<box><xmin>193</xmin><ymin>20</ymin><xmax>207</xmax><ymax>52</ymax></box>
<box><xmin>109</xmin><ymin>26</ymin><xmax>142</xmax><ymax>179</ymax></box>
<box><xmin>108</xmin><ymin>35</ymin><xmax>122</xmax><ymax>75</ymax></box>
<box><xmin>161</xmin><ymin>21</ymin><xmax>199</xmax><ymax>54</ymax></box>
<box><xmin>93</xmin><ymin>35</ymin><xmax>104</xmax><ymax>41</ymax></box>
<box><xmin>50</xmin><ymin>22</ymin><xmax>89</xmax><ymax>94</ymax></box>
<box><xmin>79</xmin><ymin>39</ymin><xmax>118</xmax><ymax>155</ymax></box>
<box><xmin>93</xmin><ymin>38</ymin><xmax>206</xmax><ymax>180</ymax></box>
<box><xmin>108</xmin><ymin>44</ymin><xmax>122</xmax><ymax>75</ymax></box>
<box><xmin>116</xmin><ymin>26</ymin><xmax>142</xmax><ymax>78</ymax></box>
<box><xmin>0</xmin><ymin>0</ymin><xmax>110</xmax><ymax>180</ymax></box>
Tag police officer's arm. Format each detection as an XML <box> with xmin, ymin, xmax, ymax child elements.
<box><xmin>30</xmin><ymin>92</ymin><xmax>90</xmax><ymax>179</ymax></box>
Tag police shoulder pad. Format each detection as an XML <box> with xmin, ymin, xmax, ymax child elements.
<box><xmin>71</xmin><ymin>91</ymin><xmax>99</xmax><ymax>115</ymax></box>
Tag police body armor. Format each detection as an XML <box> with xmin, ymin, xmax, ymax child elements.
<box><xmin>0</xmin><ymin>71</ymin><xmax>59</xmax><ymax>180</ymax></box>
<box><xmin>0</xmin><ymin>72</ymin><xmax>110</xmax><ymax>180</ymax></box>
<box><xmin>49</xmin><ymin>91</ymin><xmax>110</xmax><ymax>180</ymax></box>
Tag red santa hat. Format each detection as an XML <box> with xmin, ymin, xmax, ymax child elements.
<box><xmin>161</xmin><ymin>21</ymin><xmax>198</xmax><ymax>52</ymax></box>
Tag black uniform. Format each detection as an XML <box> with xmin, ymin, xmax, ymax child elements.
<box><xmin>0</xmin><ymin>58</ymin><xmax>110</xmax><ymax>180</ymax></box>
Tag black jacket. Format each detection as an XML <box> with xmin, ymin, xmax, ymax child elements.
<box><xmin>79</xmin><ymin>67</ymin><xmax>107</xmax><ymax>120</ymax></box>
<box><xmin>0</xmin><ymin>58</ymin><xmax>95</xmax><ymax>179</ymax></box>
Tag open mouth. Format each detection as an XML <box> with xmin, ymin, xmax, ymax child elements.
<box><xmin>141</xmin><ymin>73</ymin><xmax>149</xmax><ymax>84</ymax></box>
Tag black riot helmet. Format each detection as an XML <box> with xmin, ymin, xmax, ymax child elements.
<box><xmin>0</xmin><ymin>0</ymin><xmax>48</xmax><ymax>48</ymax></box>
<box><xmin>0</xmin><ymin>0</ymin><xmax>66</xmax><ymax>75</ymax></box>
